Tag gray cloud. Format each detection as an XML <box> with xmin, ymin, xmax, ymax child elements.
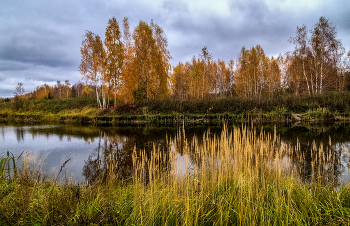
<box><xmin>0</xmin><ymin>0</ymin><xmax>349</xmax><ymax>97</ymax></box>
<box><xmin>1</xmin><ymin>28</ymin><xmax>76</xmax><ymax>68</ymax></box>
<box><xmin>0</xmin><ymin>60</ymin><xmax>31</xmax><ymax>72</ymax></box>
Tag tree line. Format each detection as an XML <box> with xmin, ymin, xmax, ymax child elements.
<box><xmin>6</xmin><ymin>16</ymin><xmax>350</xmax><ymax>109</ymax></box>
<box><xmin>172</xmin><ymin>17</ymin><xmax>350</xmax><ymax>99</ymax></box>
<box><xmin>79</xmin><ymin>17</ymin><xmax>170</xmax><ymax>109</ymax></box>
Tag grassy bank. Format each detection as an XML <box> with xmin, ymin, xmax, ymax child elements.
<box><xmin>1</xmin><ymin>126</ymin><xmax>350</xmax><ymax>225</ymax></box>
<box><xmin>2</xmin><ymin>92</ymin><xmax>350</xmax><ymax>125</ymax></box>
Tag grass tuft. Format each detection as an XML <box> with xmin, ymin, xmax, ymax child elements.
<box><xmin>1</xmin><ymin>126</ymin><xmax>350</xmax><ymax>225</ymax></box>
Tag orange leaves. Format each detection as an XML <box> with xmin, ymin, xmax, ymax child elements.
<box><xmin>32</xmin><ymin>84</ymin><xmax>53</xmax><ymax>100</ymax></box>
<box><xmin>170</xmin><ymin>52</ymin><xmax>234</xmax><ymax>99</ymax></box>
<box><xmin>171</xmin><ymin>62</ymin><xmax>190</xmax><ymax>100</ymax></box>
<box><xmin>215</xmin><ymin>59</ymin><xmax>232</xmax><ymax>97</ymax></box>
<box><xmin>119</xmin><ymin>17</ymin><xmax>136</xmax><ymax>104</ymax></box>
<box><xmin>235</xmin><ymin>45</ymin><xmax>282</xmax><ymax>98</ymax></box>
<box><xmin>131</xmin><ymin>20</ymin><xmax>170</xmax><ymax>100</ymax></box>
<box><xmin>78</xmin><ymin>17</ymin><xmax>172</xmax><ymax>105</ymax></box>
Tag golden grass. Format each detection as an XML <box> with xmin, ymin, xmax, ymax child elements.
<box><xmin>1</xmin><ymin>125</ymin><xmax>350</xmax><ymax>225</ymax></box>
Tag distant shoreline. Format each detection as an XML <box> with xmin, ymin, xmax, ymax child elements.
<box><xmin>0</xmin><ymin>111</ymin><xmax>349</xmax><ymax>126</ymax></box>
<box><xmin>2</xmin><ymin>92</ymin><xmax>350</xmax><ymax>125</ymax></box>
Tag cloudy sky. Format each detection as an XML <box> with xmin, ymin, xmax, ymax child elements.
<box><xmin>0</xmin><ymin>0</ymin><xmax>349</xmax><ymax>97</ymax></box>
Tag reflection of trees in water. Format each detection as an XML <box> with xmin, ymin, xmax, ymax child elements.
<box><xmin>80</xmin><ymin>126</ymin><xmax>224</xmax><ymax>184</ymax></box>
<box><xmin>333</xmin><ymin>142</ymin><xmax>350</xmax><ymax>181</ymax></box>
<box><xmin>284</xmin><ymin>140</ymin><xmax>342</xmax><ymax>184</ymax></box>
<box><xmin>28</xmin><ymin>125</ymin><xmax>101</xmax><ymax>143</ymax></box>
<box><xmin>1</xmin><ymin>127</ymin><xmax>5</xmax><ymax>140</ymax></box>
<box><xmin>338</xmin><ymin>143</ymin><xmax>350</xmax><ymax>166</ymax></box>
<box><xmin>81</xmin><ymin>124</ymin><xmax>350</xmax><ymax>184</ymax></box>
<box><xmin>263</xmin><ymin>124</ymin><xmax>350</xmax><ymax>184</ymax></box>
<box><xmin>82</xmin><ymin>132</ymin><xmax>135</xmax><ymax>183</ymax></box>
<box><xmin>15</xmin><ymin>127</ymin><xmax>25</xmax><ymax>142</ymax></box>
<box><xmin>174</xmin><ymin>124</ymin><xmax>350</xmax><ymax>185</ymax></box>
<box><xmin>82</xmin><ymin>129</ymin><xmax>173</xmax><ymax>183</ymax></box>
<box><xmin>13</xmin><ymin>123</ymin><xmax>350</xmax><ymax>184</ymax></box>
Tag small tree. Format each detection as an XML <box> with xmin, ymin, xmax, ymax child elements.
<box><xmin>13</xmin><ymin>83</ymin><xmax>25</xmax><ymax>111</ymax></box>
<box><xmin>14</xmin><ymin>83</ymin><xmax>25</xmax><ymax>96</ymax></box>
<box><xmin>64</xmin><ymin>80</ymin><xmax>71</xmax><ymax>99</ymax></box>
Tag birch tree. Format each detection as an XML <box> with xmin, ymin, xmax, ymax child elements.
<box><xmin>151</xmin><ymin>20</ymin><xmax>171</xmax><ymax>98</ymax></box>
<box><xmin>289</xmin><ymin>25</ymin><xmax>312</xmax><ymax>94</ymax></box>
<box><xmin>105</xmin><ymin>17</ymin><xmax>124</xmax><ymax>106</ymax></box>
<box><xmin>79</xmin><ymin>31</ymin><xmax>105</xmax><ymax>109</ymax></box>
<box><xmin>120</xmin><ymin>17</ymin><xmax>136</xmax><ymax>103</ymax></box>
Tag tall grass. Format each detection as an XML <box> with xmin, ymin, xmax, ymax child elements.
<box><xmin>1</xmin><ymin>126</ymin><xmax>350</xmax><ymax>225</ymax></box>
<box><xmin>0</xmin><ymin>152</ymin><xmax>17</xmax><ymax>181</ymax></box>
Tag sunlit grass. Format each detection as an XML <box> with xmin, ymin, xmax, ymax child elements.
<box><xmin>0</xmin><ymin>98</ymin><xmax>99</xmax><ymax>123</ymax></box>
<box><xmin>1</xmin><ymin>126</ymin><xmax>350</xmax><ymax>225</ymax></box>
<box><xmin>57</xmin><ymin>107</ymin><xmax>98</xmax><ymax>117</ymax></box>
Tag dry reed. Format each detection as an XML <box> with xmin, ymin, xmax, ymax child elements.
<box><xmin>1</xmin><ymin>125</ymin><xmax>349</xmax><ymax>225</ymax></box>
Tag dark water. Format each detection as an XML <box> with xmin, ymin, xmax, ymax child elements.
<box><xmin>1</xmin><ymin>123</ymin><xmax>350</xmax><ymax>184</ymax></box>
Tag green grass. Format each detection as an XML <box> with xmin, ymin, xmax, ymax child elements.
<box><xmin>0</xmin><ymin>97</ymin><xmax>98</xmax><ymax>123</ymax></box>
<box><xmin>2</xmin><ymin>92</ymin><xmax>350</xmax><ymax>124</ymax></box>
<box><xmin>1</xmin><ymin>126</ymin><xmax>350</xmax><ymax>225</ymax></box>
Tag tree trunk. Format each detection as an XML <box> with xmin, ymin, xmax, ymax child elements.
<box><xmin>302</xmin><ymin>60</ymin><xmax>311</xmax><ymax>95</ymax></box>
<box><xmin>95</xmin><ymin>86</ymin><xmax>101</xmax><ymax>109</ymax></box>
<box><xmin>102</xmin><ymin>86</ymin><xmax>106</xmax><ymax>109</ymax></box>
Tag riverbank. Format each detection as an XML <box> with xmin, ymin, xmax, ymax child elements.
<box><xmin>0</xmin><ymin>110</ymin><xmax>348</xmax><ymax>125</ymax></box>
<box><xmin>1</xmin><ymin>126</ymin><xmax>350</xmax><ymax>225</ymax></box>
<box><xmin>1</xmin><ymin>92</ymin><xmax>350</xmax><ymax>125</ymax></box>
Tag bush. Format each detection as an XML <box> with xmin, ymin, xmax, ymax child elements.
<box><xmin>13</xmin><ymin>95</ymin><xmax>24</xmax><ymax>111</ymax></box>
<box><xmin>112</xmin><ymin>92</ymin><xmax>350</xmax><ymax>115</ymax></box>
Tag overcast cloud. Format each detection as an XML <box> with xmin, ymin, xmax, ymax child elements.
<box><xmin>0</xmin><ymin>0</ymin><xmax>349</xmax><ymax>97</ymax></box>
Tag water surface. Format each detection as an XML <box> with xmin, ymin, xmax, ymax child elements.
<box><xmin>1</xmin><ymin>123</ymin><xmax>350</xmax><ymax>184</ymax></box>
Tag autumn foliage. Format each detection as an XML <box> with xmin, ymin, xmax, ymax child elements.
<box><xmin>16</xmin><ymin>17</ymin><xmax>350</xmax><ymax>110</ymax></box>
<box><xmin>78</xmin><ymin>17</ymin><xmax>172</xmax><ymax>109</ymax></box>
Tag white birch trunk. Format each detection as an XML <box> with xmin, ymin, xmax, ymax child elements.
<box><xmin>95</xmin><ymin>85</ymin><xmax>101</xmax><ymax>109</ymax></box>
<box><xmin>302</xmin><ymin>60</ymin><xmax>311</xmax><ymax>95</ymax></box>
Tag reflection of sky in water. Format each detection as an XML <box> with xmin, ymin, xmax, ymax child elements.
<box><xmin>0</xmin><ymin>125</ymin><xmax>100</xmax><ymax>182</ymax></box>
<box><xmin>2</xmin><ymin>124</ymin><xmax>350</xmax><ymax>184</ymax></box>
<box><xmin>337</xmin><ymin>143</ymin><xmax>350</xmax><ymax>183</ymax></box>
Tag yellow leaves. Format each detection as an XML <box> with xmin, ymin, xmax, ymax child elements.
<box><xmin>105</xmin><ymin>17</ymin><xmax>124</xmax><ymax>104</ymax></box>
<box><xmin>78</xmin><ymin>17</ymin><xmax>172</xmax><ymax>104</ymax></box>
<box><xmin>171</xmin><ymin>62</ymin><xmax>190</xmax><ymax>100</ymax></box>
<box><xmin>79</xmin><ymin>31</ymin><xmax>96</xmax><ymax>80</ymax></box>
<box><xmin>131</xmin><ymin>20</ymin><xmax>170</xmax><ymax>100</ymax></box>
<box><xmin>207</xmin><ymin>106</ymin><xmax>213</xmax><ymax>113</ymax></box>
<box><xmin>28</xmin><ymin>102</ymin><xmax>35</xmax><ymax>111</ymax></box>
<box><xmin>31</xmin><ymin>84</ymin><xmax>53</xmax><ymax>100</ymax></box>
<box><xmin>235</xmin><ymin>45</ymin><xmax>281</xmax><ymax>98</ymax></box>
<box><xmin>217</xmin><ymin>59</ymin><xmax>232</xmax><ymax>97</ymax></box>
<box><xmin>29</xmin><ymin>198</ymin><xmax>39</xmax><ymax>209</ymax></box>
<box><xmin>82</xmin><ymin>86</ymin><xmax>94</xmax><ymax>97</ymax></box>
<box><xmin>171</xmin><ymin>55</ymin><xmax>235</xmax><ymax>99</ymax></box>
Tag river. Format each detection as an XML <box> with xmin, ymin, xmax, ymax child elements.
<box><xmin>1</xmin><ymin>123</ymin><xmax>350</xmax><ymax>184</ymax></box>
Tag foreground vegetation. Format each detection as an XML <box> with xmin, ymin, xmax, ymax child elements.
<box><xmin>1</xmin><ymin>126</ymin><xmax>350</xmax><ymax>225</ymax></box>
<box><xmin>2</xmin><ymin>92</ymin><xmax>350</xmax><ymax>125</ymax></box>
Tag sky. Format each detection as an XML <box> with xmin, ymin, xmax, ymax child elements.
<box><xmin>0</xmin><ymin>0</ymin><xmax>349</xmax><ymax>97</ymax></box>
